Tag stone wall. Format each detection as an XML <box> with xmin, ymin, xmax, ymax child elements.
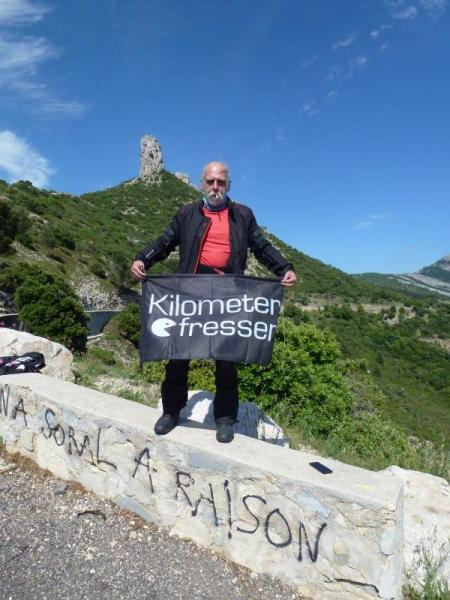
<box><xmin>0</xmin><ymin>374</ymin><xmax>410</xmax><ymax>599</ymax></box>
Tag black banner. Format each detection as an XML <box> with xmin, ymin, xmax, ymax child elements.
<box><xmin>140</xmin><ymin>274</ymin><xmax>283</xmax><ymax>365</ymax></box>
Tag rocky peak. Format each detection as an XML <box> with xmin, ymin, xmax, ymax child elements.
<box><xmin>140</xmin><ymin>135</ymin><xmax>163</xmax><ymax>182</ymax></box>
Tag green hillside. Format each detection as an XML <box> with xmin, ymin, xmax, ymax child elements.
<box><xmin>1</xmin><ymin>175</ymin><xmax>449</xmax><ymax>466</ymax></box>
<box><xmin>0</xmin><ymin>174</ymin><xmax>410</xmax><ymax>304</ymax></box>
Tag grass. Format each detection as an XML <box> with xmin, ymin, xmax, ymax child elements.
<box><xmin>404</xmin><ymin>538</ymin><xmax>450</xmax><ymax>600</ymax></box>
<box><xmin>73</xmin><ymin>318</ymin><xmax>160</xmax><ymax>408</ymax></box>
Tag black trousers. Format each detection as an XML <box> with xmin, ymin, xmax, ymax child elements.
<box><xmin>161</xmin><ymin>359</ymin><xmax>239</xmax><ymax>421</ymax></box>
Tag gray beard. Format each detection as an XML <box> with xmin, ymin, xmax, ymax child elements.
<box><xmin>206</xmin><ymin>191</ymin><xmax>226</xmax><ymax>205</ymax></box>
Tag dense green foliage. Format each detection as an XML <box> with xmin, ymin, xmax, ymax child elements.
<box><xmin>116</xmin><ymin>303</ymin><xmax>141</xmax><ymax>346</ymax></box>
<box><xmin>309</xmin><ymin>303</ymin><xmax>450</xmax><ymax>445</ymax></box>
<box><xmin>0</xmin><ymin>174</ymin><xmax>200</xmax><ymax>290</ymax></box>
<box><xmin>237</xmin><ymin>321</ymin><xmax>352</xmax><ymax>436</ymax></box>
<box><xmin>0</xmin><ymin>262</ymin><xmax>88</xmax><ymax>352</ymax></box>
<box><xmin>0</xmin><ymin>199</ymin><xmax>18</xmax><ymax>254</ymax></box>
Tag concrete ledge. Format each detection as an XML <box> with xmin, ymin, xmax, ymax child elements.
<box><xmin>0</xmin><ymin>374</ymin><xmax>405</xmax><ymax>599</ymax></box>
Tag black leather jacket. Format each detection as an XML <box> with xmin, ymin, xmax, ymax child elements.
<box><xmin>135</xmin><ymin>199</ymin><xmax>294</xmax><ymax>277</ymax></box>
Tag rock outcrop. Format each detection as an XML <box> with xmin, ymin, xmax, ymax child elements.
<box><xmin>140</xmin><ymin>135</ymin><xmax>163</xmax><ymax>182</ymax></box>
<box><xmin>72</xmin><ymin>275</ymin><xmax>127</xmax><ymax>310</ymax></box>
<box><xmin>382</xmin><ymin>465</ymin><xmax>450</xmax><ymax>586</ymax></box>
<box><xmin>0</xmin><ymin>329</ymin><xmax>75</xmax><ymax>381</ymax></box>
<box><xmin>159</xmin><ymin>391</ymin><xmax>290</xmax><ymax>447</ymax></box>
<box><xmin>174</xmin><ymin>172</ymin><xmax>192</xmax><ymax>186</ymax></box>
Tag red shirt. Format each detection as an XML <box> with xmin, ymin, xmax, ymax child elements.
<box><xmin>199</xmin><ymin>208</ymin><xmax>231</xmax><ymax>268</ymax></box>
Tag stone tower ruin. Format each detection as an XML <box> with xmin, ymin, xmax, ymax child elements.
<box><xmin>140</xmin><ymin>135</ymin><xmax>163</xmax><ymax>182</ymax></box>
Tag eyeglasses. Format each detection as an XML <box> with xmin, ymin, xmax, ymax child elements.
<box><xmin>204</xmin><ymin>178</ymin><xmax>227</xmax><ymax>186</ymax></box>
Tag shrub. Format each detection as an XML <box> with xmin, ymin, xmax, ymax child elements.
<box><xmin>91</xmin><ymin>261</ymin><xmax>107</xmax><ymax>279</ymax></box>
<box><xmin>237</xmin><ymin>321</ymin><xmax>352</xmax><ymax>437</ymax></box>
<box><xmin>283</xmin><ymin>303</ymin><xmax>310</xmax><ymax>323</ymax></box>
<box><xmin>40</xmin><ymin>225</ymin><xmax>76</xmax><ymax>250</ymax></box>
<box><xmin>141</xmin><ymin>360</ymin><xmax>166</xmax><ymax>382</ymax></box>
<box><xmin>324</xmin><ymin>413</ymin><xmax>416</xmax><ymax>467</ymax></box>
<box><xmin>0</xmin><ymin>200</ymin><xmax>18</xmax><ymax>254</ymax></box>
<box><xmin>116</xmin><ymin>303</ymin><xmax>141</xmax><ymax>346</ymax></box>
<box><xmin>10</xmin><ymin>264</ymin><xmax>88</xmax><ymax>353</ymax></box>
<box><xmin>89</xmin><ymin>346</ymin><xmax>116</xmax><ymax>365</ymax></box>
<box><xmin>0</xmin><ymin>262</ymin><xmax>57</xmax><ymax>293</ymax></box>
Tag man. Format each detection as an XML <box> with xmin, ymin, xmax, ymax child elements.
<box><xmin>131</xmin><ymin>162</ymin><xmax>296</xmax><ymax>443</ymax></box>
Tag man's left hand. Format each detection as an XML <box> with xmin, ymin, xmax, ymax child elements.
<box><xmin>281</xmin><ymin>270</ymin><xmax>297</xmax><ymax>287</ymax></box>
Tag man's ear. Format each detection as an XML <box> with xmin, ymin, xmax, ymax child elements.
<box><xmin>227</xmin><ymin>178</ymin><xmax>231</xmax><ymax>192</ymax></box>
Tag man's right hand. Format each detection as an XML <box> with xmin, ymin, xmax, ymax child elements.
<box><xmin>131</xmin><ymin>260</ymin><xmax>146</xmax><ymax>281</ymax></box>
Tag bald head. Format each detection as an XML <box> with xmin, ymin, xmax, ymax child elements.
<box><xmin>201</xmin><ymin>161</ymin><xmax>230</xmax><ymax>182</ymax></box>
<box><xmin>201</xmin><ymin>161</ymin><xmax>231</xmax><ymax>206</ymax></box>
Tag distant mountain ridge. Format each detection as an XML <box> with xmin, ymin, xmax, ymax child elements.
<box><xmin>354</xmin><ymin>255</ymin><xmax>450</xmax><ymax>298</ymax></box>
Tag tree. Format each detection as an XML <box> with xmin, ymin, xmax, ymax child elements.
<box><xmin>9</xmin><ymin>264</ymin><xmax>89</xmax><ymax>353</ymax></box>
<box><xmin>0</xmin><ymin>199</ymin><xmax>18</xmax><ymax>254</ymax></box>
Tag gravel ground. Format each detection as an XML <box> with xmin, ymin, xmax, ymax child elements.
<box><xmin>0</xmin><ymin>450</ymin><xmax>304</xmax><ymax>600</ymax></box>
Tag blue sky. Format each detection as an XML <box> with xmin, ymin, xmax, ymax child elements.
<box><xmin>0</xmin><ymin>0</ymin><xmax>449</xmax><ymax>274</ymax></box>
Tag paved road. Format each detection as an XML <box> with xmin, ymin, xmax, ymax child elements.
<box><xmin>0</xmin><ymin>451</ymin><xmax>304</xmax><ymax>600</ymax></box>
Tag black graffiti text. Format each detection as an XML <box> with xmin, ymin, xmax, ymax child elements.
<box><xmin>0</xmin><ymin>386</ymin><xmax>28</xmax><ymax>427</ymax></box>
<box><xmin>41</xmin><ymin>407</ymin><xmax>117</xmax><ymax>470</ymax></box>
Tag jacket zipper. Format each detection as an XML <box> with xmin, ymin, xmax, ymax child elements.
<box><xmin>194</xmin><ymin>218</ymin><xmax>211</xmax><ymax>273</ymax></box>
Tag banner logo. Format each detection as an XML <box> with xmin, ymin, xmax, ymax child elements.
<box><xmin>150</xmin><ymin>318</ymin><xmax>177</xmax><ymax>337</ymax></box>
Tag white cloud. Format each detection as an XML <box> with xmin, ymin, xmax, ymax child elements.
<box><xmin>300</xmin><ymin>55</ymin><xmax>317</xmax><ymax>68</ymax></box>
<box><xmin>274</xmin><ymin>126</ymin><xmax>287</xmax><ymax>144</ymax></box>
<box><xmin>0</xmin><ymin>2</ymin><xmax>86</xmax><ymax>118</ymax></box>
<box><xmin>393</xmin><ymin>5</ymin><xmax>419</xmax><ymax>19</ymax></box>
<box><xmin>419</xmin><ymin>0</ymin><xmax>448</xmax><ymax>17</ymax></box>
<box><xmin>354</xmin><ymin>214</ymin><xmax>388</xmax><ymax>230</ymax></box>
<box><xmin>370</xmin><ymin>30</ymin><xmax>380</xmax><ymax>39</ymax></box>
<box><xmin>326</xmin><ymin>65</ymin><xmax>342</xmax><ymax>82</ymax></box>
<box><xmin>332</xmin><ymin>34</ymin><xmax>357</xmax><ymax>51</ymax></box>
<box><xmin>299</xmin><ymin>99</ymin><xmax>320</xmax><ymax>117</ymax></box>
<box><xmin>354</xmin><ymin>55</ymin><xmax>369</xmax><ymax>68</ymax></box>
<box><xmin>0</xmin><ymin>0</ymin><xmax>49</xmax><ymax>25</ymax></box>
<box><xmin>0</xmin><ymin>35</ymin><xmax>55</xmax><ymax>74</ymax></box>
<box><xmin>0</xmin><ymin>129</ymin><xmax>55</xmax><ymax>187</ymax></box>
<box><xmin>33</xmin><ymin>99</ymin><xmax>88</xmax><ymax>118</ymax></box>
<box><xmin>385</xmin><ymin>0</ymin><xmax>447</xmax><ymax>18</ymax></box>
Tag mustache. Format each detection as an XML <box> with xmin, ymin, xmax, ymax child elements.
<box><xmin>207</xmin><ymin>190</ymin><xmax>226</xmax><ymax>201</ymax></box>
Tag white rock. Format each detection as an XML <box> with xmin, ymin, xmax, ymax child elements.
<box><xmin>381</xmin><ymin>465</ymin><xmax>450</xmax><ymax>586</ymax></box>
<box><xmin>174</xmin><ymin>172</ymin><xmax>192</xmax><ymax>186</ymax></box>
<box><xmin>158</xmin><ymin>390</ymin><xmax>290</xmax><ymax>447</ymax></box>
<box><xmin>0</xmin><ymin>328</ymin><xmax>75</xmax><ymax>381</ymax></box>
<box><xmin>140</xmin><ymin>135</ymin><xmax>163</xmax><ymax>182</ymax></box>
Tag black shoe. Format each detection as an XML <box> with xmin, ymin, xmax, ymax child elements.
<box><xmin>154</xmin><ymin>413</ymin><xmax>179</xmax><ymax>435</ymax></box>
<box><xmin>216</xmin><ymin>419</ymin><xmax>234</xmax><ymax>443</ymax></box>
